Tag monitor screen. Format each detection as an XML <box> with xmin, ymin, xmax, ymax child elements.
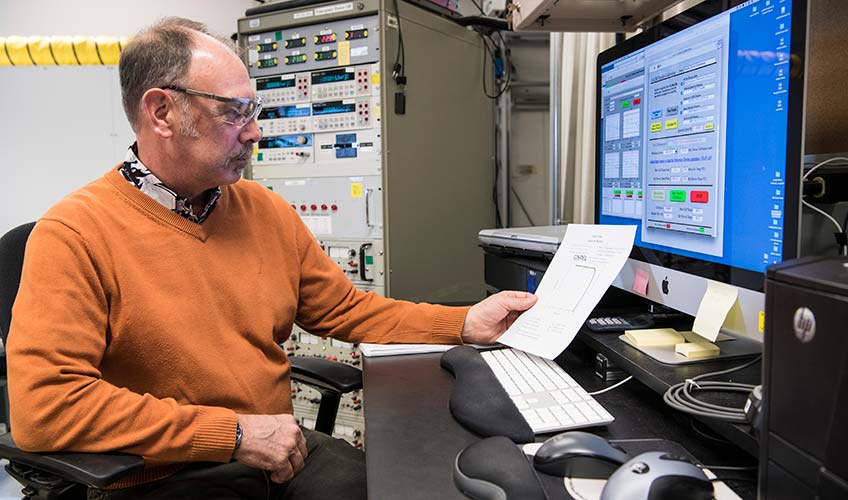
<box><xmin>595</xmin><ymin>0</ymin><xmax>807</xmax><ymax>336</ymax></box>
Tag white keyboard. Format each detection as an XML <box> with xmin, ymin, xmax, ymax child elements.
<box><xmin>481</xmin><ymin>348</ymin><xmax>615</xmax><ymax>434</ymax></box>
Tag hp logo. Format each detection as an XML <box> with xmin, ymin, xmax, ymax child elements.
<box><xmin>792</xmin><ymin>307</ymin><xmax>816</xmax><ymax>343</ymax></box>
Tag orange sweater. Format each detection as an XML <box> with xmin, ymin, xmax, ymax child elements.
<box><xmin>8</xmin><ymin>167</ymin><xmax>468</xmax><ymax>484</ymax></box>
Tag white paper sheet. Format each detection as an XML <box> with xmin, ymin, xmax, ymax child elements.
<box><xmin>497</xmin><ymin>224</ymin><xmax>636</xmax><ymax>359</ymax></box>
<box><xmin>359</xmin><ymin>343</ymin><xmax>487</xmax><ymax>357</ymax></box>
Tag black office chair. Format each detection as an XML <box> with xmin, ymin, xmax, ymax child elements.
<box><xmin>0</xmin><ymin>221</ymin><xmax>363</xmax><ymax>499</ymax></box>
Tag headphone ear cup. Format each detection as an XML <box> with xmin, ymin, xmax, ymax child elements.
<box><xmin>453</xmin><ymin>436</ymin><xmax>547</xmax><ymax>500</ymax></box>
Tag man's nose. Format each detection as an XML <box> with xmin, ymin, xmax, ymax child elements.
<box><xmin>241</xmin><ymin>118</ymin><xmax>263</xmax><ymax>144</ymax></box>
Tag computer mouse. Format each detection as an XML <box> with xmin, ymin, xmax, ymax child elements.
<box><xmin>600</xmin><ymin>451</ymin><xmax>714</xmax><ymax>500</ymax></box>
<box><xmin>532</xmin><ymin>431</ymin><xmax>629</xmax><ymax>478</ymax></box>
<box><xmin>454</xmin><ymin>436</ymin><xmax>547</xmax><ymax>500</ymax></box>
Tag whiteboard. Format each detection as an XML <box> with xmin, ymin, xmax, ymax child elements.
<box><xmin>0</xmin><ymin>66</ymin><xmax>135</xmax><ymax>235</ymax></box>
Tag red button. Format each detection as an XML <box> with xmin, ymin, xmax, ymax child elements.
<box><xmin>634</xmin><ymin>98</ymin><xmax>641</xmax><ymax>105</ymax></box>
<box><xmin>310</xmin><ymin>204</ymin><xmax>317</xmax><ymax>211</ymax></box>
<box><xmin>321</xmin><ymin>204</ymin><xmax>328</xmax><ymax>210</ymax></box>
<box><xmin>691</xmin><ymin>191</ymin><xmax>709</xmax><ymax>203</ymax></box>
<box><xmin>300</xmin><ymin>205</ymin><xmax>307</xmax><ymax>211</ymax></box>
<box><xmin>331</xmin><ymin>204</ymin><xmax>338</xmax><ymax>211</ymax></box>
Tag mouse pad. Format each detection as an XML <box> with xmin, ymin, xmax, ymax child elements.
<box><xmin>526</xmin><ymin>439</ymin><xmax>743</xmax><ymax>500</ymax></box>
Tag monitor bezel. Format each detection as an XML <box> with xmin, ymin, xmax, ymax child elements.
<box><xmin>594</xmin><ymin>0</ymin><xmax>807</xmax><ymax>293</ymax></box>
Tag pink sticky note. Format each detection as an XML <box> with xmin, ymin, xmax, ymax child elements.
<box><xmin>633</xmin><ymin>269</ymin><xmax>649</xmax><ymax>296</ymax></box>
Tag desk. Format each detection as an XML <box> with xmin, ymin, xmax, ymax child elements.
<box><xmin>363</xmin><ymin>340</ymin><xmax>757</xmax><ymax>499</ymax></box>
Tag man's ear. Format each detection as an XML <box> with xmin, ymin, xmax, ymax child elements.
<box><xmin>140</xmin><ymin>88</ymin><xmax>177</xmax><ymax>139</ymax></box>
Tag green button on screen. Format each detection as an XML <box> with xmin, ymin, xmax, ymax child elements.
<box><xmin>669</xmin><ymin>190</ymin><xmax>686</xmax><ymax>202</ymax></box>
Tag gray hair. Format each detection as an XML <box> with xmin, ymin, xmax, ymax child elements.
<box><xmin>119</xmin><ymin>17</ymin><xmax>237</xmax><ymax>132</ymax></box>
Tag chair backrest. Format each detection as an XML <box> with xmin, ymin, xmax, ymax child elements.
<box><xmin>0</xmin><ymin>222</ymin><xmax>36</xmax><ymax>345</ymax></box>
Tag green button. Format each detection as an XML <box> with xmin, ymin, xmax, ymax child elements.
<box><xmin>669</xmin><ymin>190</ymin><xmax>686</xmax><ymax>202</ymax></box>
<box><xmin>257</xmin><ymin>152</ymin><xmax>263</xmax><ymax>161</ymax></box>
<box><xmin>614</xmin><ymin>189</ymin><xmax>622</xmax><ymax>195</ymax></box>
<box><xmin>275</xmin><ymin>31</ymin><xmax>283</xmax><ymax>41</ymax></box>
<box><xmin>621</xmin><ymin>101</ymin><xmax>630</xmax><ymax>108</ymax></box>
<box><xmin>625</xmin><ymin>190</ymin><xmax>633</xmax><ymax>196</ymax></box>
<box><xmin>638</xmin><ymin>190</ymin><xmax>643</xmax><ymax>197</ymax></box>
<box><xmin>699</xmin><ymin>228</ymin><xmax>705</xmax><ymax>233</ymax></box>
<box><xmin>365</xmin><ymin>256</ymin><xmax>374</xmax><ymax>265</ymax></box>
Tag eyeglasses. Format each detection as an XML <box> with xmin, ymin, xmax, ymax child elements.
<box><xmin>163</xmin><ymin>85</ymin><xmax>263</xmax><ymax>127</ymax></box>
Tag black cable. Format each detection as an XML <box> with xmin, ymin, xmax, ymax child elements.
<box><xmin>390</xmin><ymin>0</ymin><xmax>406</xmax><ymax>83</ymax></box>
<box><xmin>700</xmin><ymin>465</ymin><xmax>758</xmax><ymax>471</ymax></box>
<box><xmin>711</xmin><ymin>477</ymin><xmax>757</xmax><ymax>484</ymax></box>
<box><xmin>689</xmin><ymin>418</ymin><xmax>732</xmax><ymax>445</ymax></box>
<box><xmin>511</xmin><ymin>185</ymin><xmax>536</xmax><ymax>226</ymax></box>
<box><xmin>480</xmin><ymin>33</ymin><xmax>510</xmax><ymax>99</ymax></box>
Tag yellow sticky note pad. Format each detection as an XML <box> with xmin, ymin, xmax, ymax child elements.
<box><xmin>692</xmin><ymin>281</ymin><xmax>739</xmax><ymax>342</ymax></box>
<box><xmin>758</xmin><ymin>311</ymin><xmax>765</xmax><ymax>333</ymax></box>
<box><xmin>373</xmin><ymin>105</ymin><xmax>381</xmax><ymax>119</ymax></box>
<box><xmin>351</xmin><ymin>182</ymin><xmax>363</xmax><ymax>198</ymax></box>
<box><xmin>676</xmin><ymin>341</ymin><xmax>720</xmax><ymax>359</ymax></box>
<box><xmin>371</xmin><ymin>73</ymin><xmax>381</xmax><ymax>86</ymax></box>
<box><xmin>665</xmin><ymin>119</ymin><xmax>678</xmax><ymax>130</ymax></box>
<box><xmin>338</xmin><ymin>41</ymin><xmax>351</xmax><ymax>66</ymax></box>
<box><xmin>624</xmin><ymin>328</ymin><xmax>684</xmax><ymax>347</ymax></box>
<box><xmin>650</xmin><ymin>122</ymin><xmax>663</xmax><ymax>133</ymax></box>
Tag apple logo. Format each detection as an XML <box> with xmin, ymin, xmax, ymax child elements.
<box><xmin>661</xmin><ymin>276</ymin><xmax>669</xmax><ymax>295</ymax></box>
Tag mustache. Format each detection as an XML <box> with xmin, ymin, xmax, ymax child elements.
<box><xmin>231</xmin><ymin>146</ymin><xmax>253</xmax><ymax>162</ymax></box>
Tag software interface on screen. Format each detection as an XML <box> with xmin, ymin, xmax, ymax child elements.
<box><xmin>598</xmin><ymin>0</ymin><xmax>795</xmax><ymax>274</ymax></box>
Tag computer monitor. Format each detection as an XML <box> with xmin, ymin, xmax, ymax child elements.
<box><xmin>595</xmin><ymin>0</ymin><xmax>807</xmax><ymax>340</ymax></box>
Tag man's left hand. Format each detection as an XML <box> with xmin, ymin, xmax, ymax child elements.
<box><xmin>460</xmin><ymin>291</ymin><xmax>537</xmax><ymax>345</ymax></box>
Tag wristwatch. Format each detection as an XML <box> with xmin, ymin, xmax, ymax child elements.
<box><xmin>234</xmin><ymin>422</ymin><xmax>243</xmax><ymax>451</ymax></box>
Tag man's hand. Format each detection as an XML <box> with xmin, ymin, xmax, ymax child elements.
<box><xmin>460</xmin><ymin>291</ymin><xmax>537</xmax><ymax>345</ymax></box>
<box><xmin>233</xmin><ymin>414</ymin><xmax>309</xmax><ymax>483</ymax></box>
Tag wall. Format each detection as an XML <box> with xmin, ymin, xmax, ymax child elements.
<box><xmin>0</xmin><ymin>0</ymin><xmax>257</xmax><ymax>235</ymax></box>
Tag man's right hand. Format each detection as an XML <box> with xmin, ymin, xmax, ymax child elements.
<box><xmin>233</xmin><ymin>414</ymin><xmax>309</xmax><ymax>483</ymax></box>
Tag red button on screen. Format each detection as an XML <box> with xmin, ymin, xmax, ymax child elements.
<box><xmin>691</xmin><ymin>191</ymin><xmax>709</xmax><ymax>203</ymax></box>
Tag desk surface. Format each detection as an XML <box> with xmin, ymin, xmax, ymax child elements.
<box><xmin>363</xmin><ymin>341</ymin><xmax>757</xmax><ymax>500</ymax></box>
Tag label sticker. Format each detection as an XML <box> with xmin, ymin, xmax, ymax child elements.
<box><xmin>338</xmin><ymin>41</ymin><xmax>351</xmax><ymax>66</ymax></box>
<box><xmin>351</xmin><ymin>182</ymin><xmax>363</xmax><ymax>198</ymax></box>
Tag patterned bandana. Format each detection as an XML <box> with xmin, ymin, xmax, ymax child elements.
<box><xmin>119</xmin><ymin>143</ymin><xmax>221</xmax><ymax>224</ymax></box>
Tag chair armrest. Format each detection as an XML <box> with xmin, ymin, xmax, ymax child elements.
<box><xmin>0</xmin><ymin>433</ymin><xmax>144</xmax><ymax>489</ymax></box>
<box><xmin>290</xmin><ymin>357</ymin><xmax>362</xmax><ymax>394</ymax></box>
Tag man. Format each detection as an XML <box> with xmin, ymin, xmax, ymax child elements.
<box><xmin>7</xmin><ymin>18</ymin><xmax>537</xmax><ymax>499</ymax></box>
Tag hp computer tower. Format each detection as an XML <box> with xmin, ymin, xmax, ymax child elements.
<box><xmin>761</xmin><ymin>257</ymin><xmax>848</xmax><ymax>498</ymax></box>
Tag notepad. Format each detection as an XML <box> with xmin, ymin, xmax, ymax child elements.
<box><xmin>624</xmin><ymin>328</ymin><xmax>685</xmax><ymax>347</ymax></box>
<box><xmin>675</xmin><ymin>341</ymin><xmax>720</xmax><ymax>359</ymax></box>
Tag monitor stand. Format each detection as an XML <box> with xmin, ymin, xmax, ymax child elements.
<box><xmin>618</xmin><ymin>330</ymin><xmax>762</xmax><ymax>365</ymax></box>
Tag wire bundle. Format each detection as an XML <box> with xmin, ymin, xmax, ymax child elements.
<box><xmin>663</xmin><ymin>356</ymin><xmax>761</xmax><ymax>423</ymax></box>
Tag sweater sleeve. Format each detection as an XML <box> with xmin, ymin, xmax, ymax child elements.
<box><xmin>290</xmin><ymin>212</ymin><xmax>469</xmax><ymax>344</ymax></box>
<box><xmin>7</xmin><ymin>219</ymin><xmax>237</xmax><ymax>464</ymax></box>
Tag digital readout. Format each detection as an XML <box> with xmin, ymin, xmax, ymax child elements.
<box><xmin>284</xmin><ymin>54</ymin><xmax>307</xmax><ymax>65</ymax></box>
<box><xmin>257</xmin><ymin>42</ymin><xmax>278</xmax><ymax>53</ymax></box>
<box><xmin>257</xmin><ymin>58</ymin><xmax>278</xmax><ymax>69</ymax></box>
<box><xmin>312</xmin><ymin>101</ymin><xmax>356</xmax><ymax>116</ymax></box>
<box><xmin>345</xmin><ymin>29</ymin><xmax>368</xmax><ymax>40</ymax></box>
<box><xmin>285</xmin><ymin>38</ymin><xmax>306</xmax><ymax>49</ymax></box>
<box><xmin>259</xmin><ymin>106</ymin><xmax>311</xmax><ymax>120</ymax></box>
<box><xmin>315</xmin><ymin>50</ymin><xmax>338</xmax><ymax>61</ymax></box>
<box><xmin>314</xmin><ymin>33</ymin><xmax>337</xmax><ymax>45</ymax></box>
<box><xmin>259</xmin><ymin>134</ymin><xmax>312</xmax><ymax>149</ymax></box>
<box><xmin>311</xmin><ymin>69</ymin><xmax>355</xmax><ymax>85</ymax></box>
<box><xmin>256</xmin><ymin>76</ymin><xmax>295</xmax><ymax>91</ymax></box>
